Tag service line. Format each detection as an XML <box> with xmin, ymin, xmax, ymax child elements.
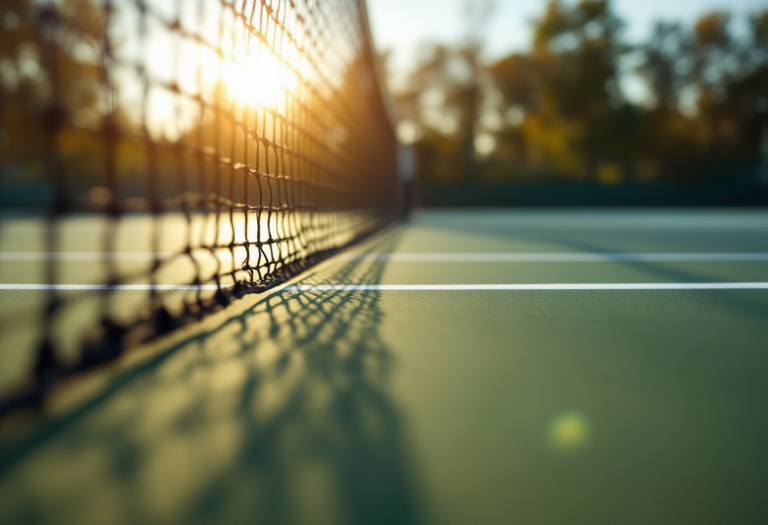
<box><xmin>284</xmin><ymin>283</ymin><xmax>768</xmax><ymax>291</ymax></box>
<box><xmin>3</xmin><ymin>252</ymin><xmax>768</xmax><ymax>263</ymax></box>
<box><xmin>338</xmin><ymin>252</ymin><xmax>768</xmax><ymax>262</ymax></box>
<box><xmin>2</xmin><ymin>283</ymin><xmax>768</xmax><ymax>291</ymax></box>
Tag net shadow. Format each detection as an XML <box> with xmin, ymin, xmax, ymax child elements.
<box><xmin>0</xmin><ymin>0</ymin><xmax>401</xmax><ymax>419</ymax></box>
<box><xmin>0</xmin><ymin>229</ymin><xmax>423</xmax><ymax>525</ymax></box>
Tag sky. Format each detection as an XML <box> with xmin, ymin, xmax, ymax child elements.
<box><xmin>368</xmin><ymin>0</ymin><xmax>768</xmax><ymax>81</ymax></box>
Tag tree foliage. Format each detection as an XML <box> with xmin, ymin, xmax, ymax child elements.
<box><xmin>394</xmin><ymin>1</ymin><xmax>768</xmax><ymax>184</ymax></box>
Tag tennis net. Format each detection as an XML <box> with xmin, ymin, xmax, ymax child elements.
<box><xmin>0</xmin><ymin>0</ymin><xmax>400</xmax><ymax>417</ymax></box>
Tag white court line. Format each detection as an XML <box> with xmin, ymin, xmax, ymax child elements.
<box><xmin>0</xmin><ymin>252</ymin><xmax>216</xmax><ymax>261</ymax></box>
<box><xmin>284</xmin><ymin>283</ymin><xmax>768</xmax><ymax>291</ymax></box>
<box><xmin>3</xmin><ymin>252</ymin><xmax>768</xmax><ymax>262</ymax></box>
<box><xmin>339</xmin><ymin>252</ymin><xmax>768</xmax><ymax>262</ymax></box>
<box><xmin>2</xmin><ymin>283</ymin><xmax>768</xmax><ymax>291</ymax></box>
<box><xmin>0</xmin><ymin>284</ymin><xmax>221</xmax><ymax>291</ymax></box>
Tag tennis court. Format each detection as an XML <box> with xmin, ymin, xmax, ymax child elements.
<box><xmin>3</xmin><ymin>0</ymin><xmax>768</xmax><ymax>522</ymax></box>
<box><xmin>1</xmin><ymin>208</ymin><xmax>767</xmax><ymax>525</ymax></box>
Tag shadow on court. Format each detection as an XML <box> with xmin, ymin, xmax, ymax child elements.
<box><xmin>0</xmin><ymin>229</ymin><xmax>423</xmax><ymax>525</ymax></box>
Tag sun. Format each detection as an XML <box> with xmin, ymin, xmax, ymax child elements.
<box><xmin>222</xmin><ymin>46</ymin><xmax>297</xmax><ymax>108</ymax></box>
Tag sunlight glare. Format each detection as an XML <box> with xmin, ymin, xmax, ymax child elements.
<box><xmin>223</xmin><ymin>46</ymin><xmax>297</xmax><ymax>108</ymax></box>
<box><xmin>547</xmin><ymin>411</ymin><xmax>591</xmax><ymax>452</ymax></box>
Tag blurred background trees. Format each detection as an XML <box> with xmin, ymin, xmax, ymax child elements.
<box><xmin>3</xmin><ymin>0</ymin><xmax>768</xmax><ymax>208</ymax></box>
<box><xmin>392</xmin><ymin>0</ymin><xmax>768</xmax><ymax>186</ymax></box>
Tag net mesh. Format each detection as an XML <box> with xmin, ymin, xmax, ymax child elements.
<box><xmin>0</xmin><ymin>0</ymin><xmax>399</xmax><ymax>416</ymax></box>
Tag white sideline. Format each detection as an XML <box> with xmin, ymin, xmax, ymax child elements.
<box><xmin>3</xmin><ymin>252</ymin><xmax>768</xmax><ymax>262</ymax></box>
<box><xmin>0</xmin><ymin>284</ymin><xmax>219</xmax><ymax>291</ymax></box>
<box><xmin>0</xmin><ymin>252</ymin><xmax>197</xmax><ymax>261</ymax></box>
<box><xmin>284</xmin><ymin>283</ymin><xmax>768</xmax><ymax>291</ymax></box>
<box><xmin>339</xmin><ymin>252</ymin><xmax>768</xmax><ymax>262</ymax></box>
<box><xmin>2</xmin><ymin>283</ymin><xmax>768</xmax><ymax>291</ymax></box>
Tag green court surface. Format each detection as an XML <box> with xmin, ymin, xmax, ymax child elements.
<box><xmin>1</xmin><ymin>209</ymin><xmax>768</xmax><ymax>525</ymax></box>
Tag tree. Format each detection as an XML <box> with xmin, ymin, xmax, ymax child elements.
<box><xmin>392</xmin><ymin>0</ymin><xmax>767</xmax><ymax>184</ymax></box>
<box><xmin>637</xmin><ymin>21</ymin><xmax>689</xmax><ymax>112</ymax></box>
<box><xmin>490</xmin><ymin>0</ymin><xmax>628</xmax><ymax>180</ymax></box>
<box><xmin>1</xmin><ymin>0</ymin><xmax>105</xmax><ymax>187</ymax></box>
<box><xmin>390</xmin><ymin>1</ymin><xmax>495</xmax><ymax>182</ymax></box>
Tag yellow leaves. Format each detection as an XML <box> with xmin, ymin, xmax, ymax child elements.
<box><xmin>522</xmin><ymin>110</ymin><xmax>588</xmax><ymax>179</ymax></box>
<box><xmin>56</xmin><ymin>127</ymin><xmax>103</xmax><ymax>183</ymax></box>
<box><xmin>115</xmin><ymin>139</ymin><xmax>146</xmax><ymax>180</ymax></box>
<box><xmin>57</xmin><ymin>127</ymin><xmax>100</xmax><ymax>159</ymax></box>
<box><xmin>58</xmin><ymin>0</ymin><xmax>105</xmax><ymax>40</ymax></box>
<box><xmin>665</xmin><ymin>113</ymin><xmax>711</xmax><ymax>149</ymax></box>
<box><xmin>634</xmin><ymin>159</ymin><xmax>660</xmax><ymax>182</ymax></box>
<box><xmin>596</xmin><ymin>163</ymin><xmax>622</xmax><ymax>184</ymax></box>
<box><xmin>694</xmin><ymin>12</ymin><xmax>731</xmax><ymax>47</ymax></box>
